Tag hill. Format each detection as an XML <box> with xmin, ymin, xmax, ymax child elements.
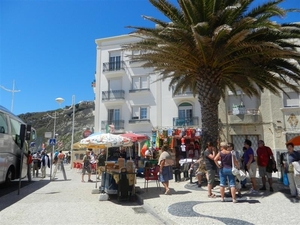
<box><xmin>18</xmin><ymin>101</ymin><xmax>95</xmax><ymax>153</ymax></box>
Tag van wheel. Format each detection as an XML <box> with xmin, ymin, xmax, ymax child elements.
<box><xmin>5</xmin><ymin>167</ymin><xmax>14</xmax><ymax>185</ymax></box>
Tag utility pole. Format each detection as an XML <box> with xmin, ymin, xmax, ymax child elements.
<box><xmin>0</xmin><ymin>80</ymin><xmax>21</xmax><ymax>112</ymax></box>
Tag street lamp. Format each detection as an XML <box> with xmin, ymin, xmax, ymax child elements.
<box><xmin>49</xmin><ymin>97</ymin><xmax>64</xmax><ymax>181</ymax></box>
<box><xmin>70</xmin><ymin>95</ymin><xmax>75</xmax><ymax>168</ymax></box>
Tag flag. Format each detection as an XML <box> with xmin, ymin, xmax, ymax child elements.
<box><xmin>141</xmin><ymin>140</ymin><xmax>150</xmax><ymax>157</ymax></box>
<box><xmin>106</xmin><ymin>124</ymin><xmax>109</xmax><ymax>133</ymax></box>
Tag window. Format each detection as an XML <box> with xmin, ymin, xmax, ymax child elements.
<box><xmin>109</xmin><ymin>51</ymin><xmax>121</xmax><ymax>71</ymax></box>
<box><xmin>177</xmin><ymin>103</ymin><xmax>193</xmax><ymax>126</ymax></box>
<box><xmin>178</xmin><ymin>103</ymin><xmax>193</xmax><ymax>119</ymax></box>
<box><xmin>132</xmin><ymin>106</ymin><xmax>149</xmax><ymax>119</ymax></box>
<box><xmin>132</xmin><ymin>76</ymin><xmax>149</xmax><ymax>90</ymax></box>
<box><xmin>283</xmin><ymin>92</ymin><xmax>299</xmax><ymax>107</ymax></box>
<box><xmin>108</xmin><ymin>109</ymin><xmax>120</xmax><ymax>122</ymax></box>
<box><xmin>0</xmin><ymin>112</ymin><xmax>8</xmax><ymax>134</ymax></box>
<box><xmin>228</xmin><ymin>91</ymin><xmax>259</xmax><ymax>114</ymax></box>
<box><xmin>9</xmin><ymin>117</ymin><xmax>23</xmax><ymax>149</ymax></box>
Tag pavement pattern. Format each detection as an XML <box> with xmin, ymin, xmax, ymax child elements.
<box><xmin>0</xmin><ymin>167</ymin><xmax>299</xmax><ymax>225</ymax></box>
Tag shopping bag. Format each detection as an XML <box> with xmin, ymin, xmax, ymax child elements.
<box><xmin>283</xmin><ymin>172</ymin><xmax>289</xmax><ymax>186</ymax></box>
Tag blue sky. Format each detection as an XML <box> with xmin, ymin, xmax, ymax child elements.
<box><xmin>0</xmin><ymin>0</ymin><xmax>299</xmax><ymax>115</ymax></box>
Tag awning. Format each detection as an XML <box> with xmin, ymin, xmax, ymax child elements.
<box><xmin>120</xmin><ymin>133</ymin><xmax>148</xmax><ymax>142</ymax></box>
<box><xmin>286</xmin><ymin>135</ymin><xmax>300</xmax><ymax>146</ymax></box>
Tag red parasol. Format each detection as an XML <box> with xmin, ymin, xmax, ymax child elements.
<box><xmin>120</xmin><ymin>133</ymin><xmax>148</xmax><ymax>142</ymax></box>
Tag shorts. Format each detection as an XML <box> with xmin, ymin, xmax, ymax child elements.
<box><xmin>219</xmin><ymin>167</ymin><xmax>235</xmax><ymax>187</ymax></box>
<box><xmin>82</xmin><ymin>166</ymin><xmax>91</xmax><ymax>175</ymax></box>
<box><xmin>258</xmin><ymin>166</ymin><xmax>272</xmax><ymax>178</ymax></box>
<box><xmin>196</xmin><ymin>170</ymin><xmax>206</xmax><ymax>176</ymax></box>
<box><xmin>247</xmin><ymin>162</ymin><xmax>257</xmax><ymax>178</ymax></box>
<box><xmin>206</xmin><ymin>169</ymin><xmax>216</xmax><ymax>185</ymax></box>
<box><xmin>159</xmin><ymin>166</ymin><xmax>173</xmax><ymax>183</ymax></box>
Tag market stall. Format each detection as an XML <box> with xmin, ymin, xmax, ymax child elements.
<box><xmin>79</xmin><ymin>133</ymin><xmax>135</xmax><ymax>198</ymax></box>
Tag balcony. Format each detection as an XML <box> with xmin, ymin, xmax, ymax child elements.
<box><xmin>173</xmin><ymin>117</ymin><xmax>199</xmax><ymax>127</ymax></box>
<box><xmin>228</xmin><ymin>108</ymin><xmax>261</xmax><ymax>124</ymax></box>
<box><xmin>102</xmin><ymin>61</ymin><xmax>125</xmax><ymax>78</ymax></box>
<box><xmin>129</xmin><ymin>88</ymin><xmax>150</xmax><ymax>93</ymax></box>
<box><xmin>101</xmin><ymin>120</ymin><xmax>125</xmax><ymax>131</ymax></box>
<box><xmin>129</xmin><ymin>117</ymin><xmax>151</xmax><ymax>124</ymax></box>
<box><xmin>102</xmin><ymin>90</ymin><xmax>125</xmax><ymax>102</ymax></box>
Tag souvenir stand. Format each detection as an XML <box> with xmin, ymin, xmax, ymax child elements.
<box><xmin>151</xmin><ymin>127</ymin><xmax>201</xmax><ymax>182</ymax></box>
<box><xmin>79</xmin><ymin>133</ymin><xmax>135</xmax><ymax>200</ymax></box>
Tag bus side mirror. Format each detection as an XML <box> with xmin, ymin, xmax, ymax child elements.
<box><xmin>26</xmin><ymin>125</ymin><xmax>31</xmax><ymax>141</ymax></box>
<box><xmin>20</xmin><ymin>124</ymin><xmax>26</xmax><ymax>143</ymax></box>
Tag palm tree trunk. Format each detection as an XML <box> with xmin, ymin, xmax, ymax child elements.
<box><xmin>196</xmin><ymin>75</ymin><xmax>221</xmax><ymax>151</ymax></box>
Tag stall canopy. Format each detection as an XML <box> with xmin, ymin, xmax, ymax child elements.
<box><xmin>79</xmin><ymin>133</ymin><xmax>132</xmax><ymax>148</ymax></box>
<box><xmin>120</xmin><ymin>133</ymin><xmax>148</xmax><ymax>142</ymax></box>
<box><xmin>286</xmin><ymin>136</ymin><xmax>300</xmax><ymax>146</ymax></box>
<box><xmin>72</xmin><ymin>142</ymin><xmax>87</xmax><ymax>150</ymax></box>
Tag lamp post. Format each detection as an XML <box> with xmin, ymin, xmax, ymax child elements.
<box><xmin>70</xmin><ymin>95</ymin><xmax>75</xmax><ymax>168</ymax></box>
<box><xmin>49</xmin><ymin>97</ymin><xmax>64</xmax><ymax>181</ymax></box>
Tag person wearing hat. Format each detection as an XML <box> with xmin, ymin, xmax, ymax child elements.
<box><xmin>214</xmin><ymin>141</ymin><xmax>239</xmax><ymax>203</ymax></box>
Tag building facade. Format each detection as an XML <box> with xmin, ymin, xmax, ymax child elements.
<box><xmin>94</xmin><ymin>34</ymin><xmax>300</xmax><ymax>157</ymax></box>
<box><xmin>94</xmin><ymin>35</ymin><xmax>201</xmax><ymax>138</ymax></box>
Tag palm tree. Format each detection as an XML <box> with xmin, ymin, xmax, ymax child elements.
<box><xmin>125</xmin><ymin>0</ymin><xmax>300</xmax><ymax>149</ymax></box>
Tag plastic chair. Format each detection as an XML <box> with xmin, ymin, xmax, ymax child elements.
<box><xmin>144</xmin><ymin>165</ymin><xmax>160</xmax><ymax>191</ymax></box>
<box><xmin>76</xmin><ymin>162</ymin><xmax>83</xmax><ymax>172</ymax></box>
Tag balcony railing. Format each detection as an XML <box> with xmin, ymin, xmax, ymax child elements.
<box><xmin>228</xmin><ymin>108</ymin><xmax>259</xmax><ymax>115</ymax></box>
<box><xmin>173</xmin><ymin>90</ymin><xmax>193</xmax><ymax>97</ymax></box>
<box><xmin>102</xmin><ymin>90</ymin><xmax>125</xmax><ymax>101</ymax></box>
<box><xmin>101</xmin><ymin>120</ymin><xmax>125</xmax><ymax>130</ymax></box>
<box><xmin>129</xmin><ymin>118</ymin><xmax>150</xmax><ymax>124</ymax></box>
<box><xmin>103</xmin><ymin>61</ymin><xmax>125</xmax><ymax>72</ymax></box>
<box><xmin>173</xmin><ymin>117</ymin><xmax>199</xmax><ymax>126</ymax></box>
<box><xmin>129</xmin><ymin>88</ymin><xmax>150</xmax><ymax>93</ymax></box>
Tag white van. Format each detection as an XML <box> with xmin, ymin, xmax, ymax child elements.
<box><xmin>0</xmin><ymin>105</ymin><xmax>34</xmax><ymax>185</ymax></box>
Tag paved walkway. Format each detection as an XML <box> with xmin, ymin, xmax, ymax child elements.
<box><xmin>136</xmin><ymin>174</ymin><xmax>299</xmax><ymax>225</ymax></box>
<box><xmin>0</xmin><ymin>168</ymin><xmax>298</xmax><ymax>225</ymax></box>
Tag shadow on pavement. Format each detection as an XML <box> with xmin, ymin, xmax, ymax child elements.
<box><xmin>0</xmin><ymin>180</ymin><xmax>50</xmax><ymax>211</ymax></box>
<box><xmin>168</xmin><ymin>201</ymin><xmax>256</xmax><ymax>224</ymax></box>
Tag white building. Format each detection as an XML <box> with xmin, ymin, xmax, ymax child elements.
<box><xmin>93</xmin><ymin>34</ymin><xmax>300</xmax><ymax>157</ymax></box>
<box><xmin>94</xmin><ymin>34</ymin><xmax>201</xmax><ymax>138</ymax></box>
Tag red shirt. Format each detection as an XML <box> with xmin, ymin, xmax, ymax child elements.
<box><xmin>257</xmin><ymin>146</ymin><xmax>273</xmax><ymax>167</ymax></box>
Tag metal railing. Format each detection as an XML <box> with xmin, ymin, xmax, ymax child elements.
<box><xmin>103</xmin><ymin>61</ymin><xmax>125</xmax><ymax>72</ymax></box>
<box><xmin>102</xmin><ymin>90</ymin><xmax>125</xmax><ymax>101</ymax></box>
<box><xmin>173</xmin><ymin>91</ymin><xmax>193</xmax><ymax>97</ymax></box>
<box><xmin>173</xmin><ymin>117</ymin><xmax>199</xmax><ymax>126</ymax></box>
<box><xmin>101</xmin><ymin>120</ymin><xmax>125</xmax><ymax>130</ymax></box>
<box><xmin>129</xmin><ymin>118</ymin><xmax>150</xmax><ymax>124</ymax></box>
<box><xmin>228</xmin><ymin>108</ymin><xmax>260</xmax><ymax>115</ymax></box>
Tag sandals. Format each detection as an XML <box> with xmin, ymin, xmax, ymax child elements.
<box><xmin>208</xmin><ymin>193</ymin><xmax>216</xmax><ymax>198</ymax></box>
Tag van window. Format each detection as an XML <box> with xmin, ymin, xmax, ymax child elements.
<box><xmin>10</xmin><ymin>117</ymin><xmax>22</xmax><ymax>149</ymax></box>
<box><xmin>0</xmin><ymin>112</ymin><xmax>8</xmax><ymax>134</ymax></box>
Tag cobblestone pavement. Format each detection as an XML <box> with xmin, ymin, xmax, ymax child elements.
<box><xmin>0</xmin><ymin>168</ymin><xmax>298</xmax><ymax>225</ymax></box>
<box><xmin>136</xmin><ymin>174</ymin><xmax>299</xmax><ymax>225</ymax></box>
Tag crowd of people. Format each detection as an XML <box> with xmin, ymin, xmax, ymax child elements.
<box><xmin>76</xmin><ymin>139</ymin><xmax>300</xmax><ymax>202</ymax></box>
<box><xmin>28</xmin><ymin>149</ymin><xmax>71</xmax><ymax>179</ymax></box>
<box><xmin>187</xmin><ymin>139</ymin><xmax>300</xmax><ymax>202</ymax></box>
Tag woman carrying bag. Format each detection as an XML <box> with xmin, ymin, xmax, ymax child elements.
<box><xmin>214</xmin><ymin>142</ymin><xmax>239</xmax><ymax>203</ymax></box>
